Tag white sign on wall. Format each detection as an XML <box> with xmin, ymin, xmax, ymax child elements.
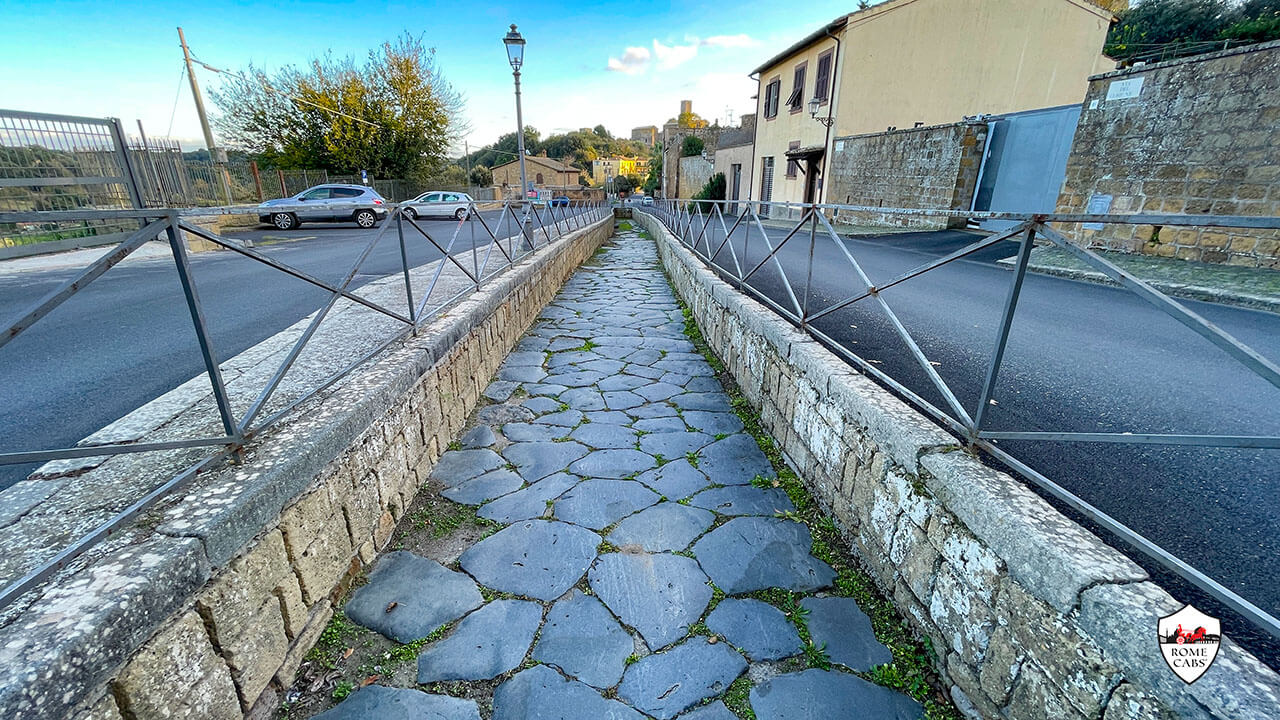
<box><xmin>1083</xmin><ymin>193</ymin><xmax>1113</xmax><ymax>230</ymax></box>
<box><xmin>1106</xmin><ymin>76</ymin><xmax>1145</xmax><ymax>101</ymax></box>
<box><xmin>834</xmin><ymin>140</ymin><xmax>845</xmax><ymax>152</ymax></box>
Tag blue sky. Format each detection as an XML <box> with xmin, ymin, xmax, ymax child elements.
<box><xmin>0</xmin><ymin>0</ymin><xmax>856</xmax><ymax>153</ymax></box>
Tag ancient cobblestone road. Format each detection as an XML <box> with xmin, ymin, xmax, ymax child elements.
<box><xmin>316</xmin><ymin>228</ymin><xmax>923</xmax><ymax>720</ymax></box>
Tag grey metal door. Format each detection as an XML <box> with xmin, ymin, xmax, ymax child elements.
<box><xmin>759</xmin><ymin>157</ymin><xmax>774</xmax><ymax>218</ymax></box>
<box><xmin>730</xmin><ymin>164</ymin><xmax>742</xmax><ymax>215</ymax></box>
<box><xmin>972</xmin><ymin>104</ymin><xmax>1081</xmax><ymax>231</ymax></box>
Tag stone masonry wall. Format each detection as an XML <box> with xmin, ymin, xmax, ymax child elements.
<box><xmin>5</xmin><ymin>217</ymin><xmax>612</xmax><ymax>720</ymax></box>
<box><xmin>678</xmin><ymin>155</ymin><xmax>716</xmax><ymax>200</ymax></box>
<box><xmin>635</xmin><ymin>210</ymin><xmax>1280</xmax><ymax>720</ymax></box>
<box><xmin>1055</xmin><ymin>40</ymin><xmax>1280</xmax><ymax>268</ymax></box>
<box><xmin>828</xmin><ymin>121</ymin><xmax>987</xmax><ymax>230</ymax></box>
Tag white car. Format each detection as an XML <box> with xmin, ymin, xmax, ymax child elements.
<box><xmin>402</xmin><ymin>191</ymin><xmax>474</xmax><ymax>220</ymax></box>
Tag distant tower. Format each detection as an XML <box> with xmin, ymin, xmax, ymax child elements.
<box><xmin>680</xmin><ymin>100</ymin><xmax>693</xmax><ymax>116</ymax></box>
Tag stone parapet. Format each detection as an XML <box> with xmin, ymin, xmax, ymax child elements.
<box><xmin>634</xmin><ymin>209</ymin><xmax>1280</xmax><ymax>720</ymax></box>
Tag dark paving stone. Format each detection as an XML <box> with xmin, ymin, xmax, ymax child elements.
<box><xmin>560</xmin><ymin>388</ymin><xmax>606</xmax><ymax>411</ymax></box>
<box><xmin>504</xmin><ymin>441</ymin><xmax>590</xmax><ymax>482</ymax></box>
<box><xmin>461</xmin><ymin>425</ymin><xmax>497</xmax><ymax>448</ymax></box>
<box><xmin>569</xmin><ymin>424</ymin><xmax>639</xmax><ymax>449</ymax></box>
<box><xmin>640</xmin><ymin>432</ymin><xmax>714</xmax><ymax>460</ymax></box>
<box><xmin>592</xmin><ymin>344</ymin><xmax>635</xmax><ymax>360</ymax></box>
<box><xmin>634</xmin><ymin>382</ymin><xmax>684</xmax><ymax>402</ymax></box>
<box><xmin>477</xmin><ymin>404</ymin><xmax>536</xmax><ymax>426</ymax></box>
<box><xmin>519</xmin><ymin>336</ymin><xmax>550</xmax><ymax>352</ymax></box>
<box><xmin>583</xmin><ymin>410</ymin><xmax>632</xmax><ymax>425</ymax></box>
<box><xmin>696</xmin><ymin>434</ymin><xmax>774</xmax><ymax>486</ymax></box>
<box><xmin>493</xmin><ymin>665</ymin><xmax>646</xmax><ymax>720</ymax></box>
<box><xmin>554</xmin><ymin>479</ymin><xmax>660</xmax><ymax>529</ymax></box>
<box><xmin>749</xmin><ymin>668</ymin><xmax>923</xmax><ymax>720</ymax></box>
<box><xmin>313</xmin><ymin>686</ymin><xmax>480</xmax><ymax>720</ymax></box>
<box><xmin>634</xmin><ymin>459</ymin><xmax>710</xmax><ymax>500</ymax></box>
<box><xmin>589</xmin><ymin>552</ymin><xmax>712</xmax><ymax>649</ymax></box>
<box><xmin>548</xmin><ymin>351</ymin><xmax>597</xmax><ymax>367</ymax></box>
<box><xmin>522</xmin><ymin>396</ymin><xmax>564</xmax><ymax>415</ymax></box>
<box><xmin>499</xmin><ymin>365</ymin><xmax>547</xmax><ymax>383</ymax></box>
<box><xmin>593</xmin><ymin>336</ymin><xmax>645</xmax><ymax>347</ymax></box>
<box><xmin>569</xmin><ymin>449</ymin><xmax>656</xmax><ymax>479</ymax></box>
<box><xmin>548</xmin><ymin>337</ymin><xmax>586</xmax><ymax>351</ymax></box>
<box><xmin>346</xmin><ymin>552</ymin><xmax>483</xmax><ymax>642</ymax></box>
<box><xmin>617</xmin><ymin>637</ymin><xmax>747</xmax><ymax>719</ymax></box>
<box><xmin>478</xmin><ymin>473</ymin><xmax>578</xmax><ymax>524</ymax></box>
<box><xmin>658</xmin><ymin>372</ymin><xmax>692</xmax><ymax>387</ymax></box>
<box><xmin>545</xmin><ymin>370</ymin><xmax>607</xmax><ymax>387</ymax></box>
<box><xmin>680</xmin><ymin>701</ymin><xmax>736</xmax><ymax>720</ymax></box>
<box><xmin>579</xmin><ymin>359</ymin><xmax>626</xmax><ymax>375</ymax></box>
<box><xmin>625</xmin><ymin>364</ymin><xmax>667</xmax><ymax>380</ymax></box>
<box><xmin>688</xmin><ymin>486</ymin><xmax>796</xmax><ymax>517</ymax></box>
<box><xmin>680</xmin><ymin>411</ymin><xmax>745</xmax><ymax>436</ymax></box>
<box><xmin>692</xmin><ymin>517</ymin><xmax>835</xmax><ymax>594</ymax></box>
<box><xmin>671</xmin><ymin>393</ymin><xmax>733</xmax><ymax>412</ymax></box>
<box><xmin>602</xmin><ymin>390</ymin><xmax>646</xmax><ymax>410</ymax></box>
<box><xmin>652</xmin><ymin>359</ymin><xmax>713</xmax><ymax>375</ymax></box>
<box><xmin>430</xmin><ymin>449</ymin><xmax>505</xmax><ymax>487</ymax></box>
<box><xmin>622</xmin><ymin>348</ymin><xmax>664</xmax><ymax>366</ymax></box>
<box><xmin>597</xmin><ymin>375</ymin><xmax>651</xmax><ymax>392</ymax></box>
<box><xmin>800</xmin><ymin>597</ymin><xmax>893</xmax><ymax>671</ymax></box>
<box><xmin>606</xmin><ymin>503</ymin><xmax>715</xmax><ymax>553</ymax></box>
<box><xmin>484</xmin><ymin>381</ymin><xmax>520</xmax><ymax>403</ymax></box>
<box><xmin>627</xmin><ymin>404</ymin><xmax>678</xmax><ymax>419</ymax></box>
<box><xmin>705</xmin><ymin>598</ymin><xmax>802</xmax><ymax>661</ymax></box>
<box><xmin>442</xmin><ymin>469</ymin><xmax>525</xmax><ymax>506</ymax></box>
<box><xmin>525</xmin><ymin>382</ymin><xmax>569</xmax><ymax>397</ymax></box>
<box><xmin>460</xmin><ymin>520</ymin><xmax>600</xmax><ymax>601</ymax></box>
<box><xmin>503</xmin><ymin>423</ymin><xmax>566</xmax><ymax>442</ymax></box>
<box><xmin>634</xmin><ymin>417</ymin><xmax>688</xmax><ymax>433</ymax></box>
<box><xmin>533</xmin><ymin>589</ymin><xmax>633</xmax><ymax>689</ymax></box>
<box><xmin>417</xmin><ymin>599</ymin><xmax>543</xmax><ymax>682</ymax></box>
<box><xmin>684</xmin><ymin>377</ymin><xmax>723</xmax><ymax>393</ymax></box>
<box><xmin>535</xmin><ymin>409</ymin><xmax>584</xmax><ymax>427</ymax></box>
<box><xmin>505</xmin><ymin>351</ymin><xmax>547</xmax><ymax>367</ymax></box>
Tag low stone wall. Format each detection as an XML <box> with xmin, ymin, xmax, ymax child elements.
<box><xmin>635</xmin><ymin>210</ymin><xmax>1280</xmax><ymax>720</ymax></box>
<box><xmin>828</xmin><ymin>121</ymin><xmax>987</xmax><ymax>230</ymax></box>
<box><xmin>0</xmin><ymin>216</ymin><xmax>613</xmax><ymax>719</ymax></box>
<box><xmin>1054</xmin><ymin>40</ymin><xmax>1280</xmax><ymax>268</ymax></box>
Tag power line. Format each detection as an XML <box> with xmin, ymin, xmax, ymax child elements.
<box><xmin>165</xmin><ymin>62</ymin><xmax>187</xmax><ymax>138</ymax></box>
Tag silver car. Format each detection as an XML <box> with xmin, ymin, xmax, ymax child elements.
<box><xmin>258</xmin><ymin>184</ymin><xmax>388</xmax><ymax>230</ymax></box>
<box><xmin>403</xmin><ymin>191</ymin><xmax>474</xmax><ymax>221</ymax></box>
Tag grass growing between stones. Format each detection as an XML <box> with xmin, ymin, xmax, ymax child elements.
<box><xmin>673</xmin><ymin>296</ymin><xmax>960</xmax><ymax>720</ymax></box>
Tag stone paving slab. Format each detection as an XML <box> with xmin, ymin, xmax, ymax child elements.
<box><xmin>345</xmin><ymin>551</ymin><xmax>483</xmax><ymax>643</ymax></box>
<box><xmin>324</xmin><ymin>229</ymin><xmax>924</xmax><ymax>720</ymax></box>
<box><xmin>313</xmin><ymin>686</ymin><xmax>480</xmax><ymax>720</ymax></box>
<box><xmin>416</xmin><ymin>599</ymin><xmax>543</xmax><ymax>682</ymax></box>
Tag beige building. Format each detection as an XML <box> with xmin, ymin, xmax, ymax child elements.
<box><xmin>631</xmin><ymin>126</ymin><xmax>658</xmax><ymax>145</ymax></box>
<box><xmin>749</xmin><ymin>0</ymin><xmax>1117</xmax><ymax>207</ymax></box>
<box><xmin>491</xmin><ymin>153</ymin><xmax>583</xmax><ymax>190</ymax></box>
<box><xmin>590</xmin><ymin>157</ymin><xmax>649</xmax><ymax>185</ymax></box>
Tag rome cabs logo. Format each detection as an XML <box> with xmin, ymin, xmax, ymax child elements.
<box><xmin>1157</xmin><ymin>605</ymin><xmax>1221</xmax><ymax>684</ymax></box>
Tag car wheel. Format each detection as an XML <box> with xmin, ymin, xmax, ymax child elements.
<box><xmin>403</xmin><ymin>207</ymin><xmax>417</xmax><ymax>220</ymax></box>
<box><xmin>271</xmin><ymin>213</ymin><xmax>296</xmax><ymax>230</ymax></box>
<box><xmin>454</xmin><ymin>207</ymin><xmax>468</xmax><ymax>221</ymax></box>
<box><xmin>355</xmin><ymin>210</ymin><xmax>377</xmax><ymax>228</ymax></box>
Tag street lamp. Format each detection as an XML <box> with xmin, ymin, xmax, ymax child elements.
<box><xmin>503</xmin><ymin>24</ymin><xmax>530</xmax><ymax>206</ymax></box>
<box><xmin>808</xmin><ymin>97</ymin><xmax>834</xmax><ymax>128</ymax></box>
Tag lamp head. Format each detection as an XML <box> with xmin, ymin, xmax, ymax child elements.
<box><xmin>503</xmin><ymin>24</ymin><xmax>526</xmax><ymax>71</ymax></box>
<box><xmin>808</xmin><ymin>96</ymin><xmax>821</xmax><ymax>119</ymax></box>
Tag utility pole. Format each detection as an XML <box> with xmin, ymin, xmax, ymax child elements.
<box><xmin>178</xmin><ymin>26</ymin><xmax>232</xmax><ymax>205</ymax></box>
<box><xmin>464</xmin><ymin>139</ymin><xmax>472</xmax><ymax>191</ymax></box>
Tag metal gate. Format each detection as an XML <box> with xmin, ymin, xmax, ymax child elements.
<box><xmin>972</xmin><ymin>104</ymin><xmax>1081</xmax><ymax>231</ymax></box>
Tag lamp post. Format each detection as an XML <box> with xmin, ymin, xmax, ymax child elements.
<box><xmin>808</xmin><ymin>96</ymin><xmax>835</xmax><ymax>205</ymax></box>
<box><xmin>503</xmin><ymin>25</ymin><xmax>529</xmax><ymax>207</ymax></box>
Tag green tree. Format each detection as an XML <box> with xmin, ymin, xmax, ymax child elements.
<box><xmin>212</xmin><ymin>34</ymin><xmax>465</xmax><ymax>181</ymax></box>
<box><xmin>643</xmin><ymin>142</ymin><xmax>663</xmax><ymax>195</ymax></box>
<box><xmin>593</xmin><ymin>124</ymin><xmax>612</xmax><ymax>138</ymax></box>
<box><xmin>680</xmin><ymin>136</ymin><xmax>705</xmax><ymax>158</ymax></box>
<box><xmin>468</xmin><ymin>165</ymin><xmax>492</xmax><ymax>186</ymax></box>
<box><xmin>677</xmin><ymin>111</ymin><xmax>709</xmax><ymax>129</ymax></box>
<box><xmin>1103</xmin><ymin>0</ymin><xmax>1279</xmax><ymax>60</ymax></box>
<box><xmin>690</xmin><ymin>172</ymin><xmax>727</xmax><ymax>211</ymax></box>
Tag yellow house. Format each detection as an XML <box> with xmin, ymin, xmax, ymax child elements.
<box><xmin>749</xmin><ymin>0</ymin><xmax>1118</xmax><ymax>207</ymax></box>
<box><xmin>590</xmin><ymin>157</ymin><xmax>649</xmax><ymax>185</ymax></box>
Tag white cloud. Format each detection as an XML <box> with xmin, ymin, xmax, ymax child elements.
<box><xmin>606</xmin><ymin>46</ymin><xmax>651</xmax><ymax>75</ymax></box>
<box><xmin>652</xmin><ymin>40</ymin><xmax>699</xmax><ymax>70</ymax></box>
<box><xmin>702</xmin><ymin>34</ymin><xmax>757</xmax><ymax>48</ymax></box>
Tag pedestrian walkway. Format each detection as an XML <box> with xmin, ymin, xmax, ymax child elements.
<box><xmin>309</xmin><ymin>227</ymin><xmax>925</xmax><ymax>719</ymax></box>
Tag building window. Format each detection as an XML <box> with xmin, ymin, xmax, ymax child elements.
<box><xmin>814</xmin><ymin>51</ymin><xmax>832</xmax><ymax>103</ymax></box>
<box><xmin>763</xmin><ymin>78</ymin><xmax>781</xmax><ymax>119</ymax></box>
<box><xmin>786</xmin><ymin>64</ymin><xmax>806</xmax><ymax>113</ymax></box>
<box><xmin>786</xmin><ymin>141</ymin><xmax>800</xmax><ymax>178</ymax></box>
<box><xmin>536</xmin><ymin>172</ymin><xmax>544</xmax><ymax>184</ymax></box>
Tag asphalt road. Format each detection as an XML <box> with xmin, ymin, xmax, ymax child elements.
<box><xmin>646</xmin><ymin>210</ymin><xmax>1280</xmax><ymax>663</ymax></box>
<box><xmin>0</xmin><ymin>206</ymin><xmax>590</xmax><ymax>489</ymax></box>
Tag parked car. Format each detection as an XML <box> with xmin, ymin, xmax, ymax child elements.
<box><xmin>550</xmin><ymin>196</ymin><xmax>570</xmax><ymax>207</ymax></box>
<box><xmin>403</xmin><ymin>191</ymin><xmax>474</xmax><ymax>220</ymax></box>
<box><xmin>641</xmin><ymin>196</ymin><xmax>654</xmax><ymax>206</ymax></box>
<box><xmin>258</xmin><ymin>184</ymin><xmax>387</xmax><ymax>230</ymax></box>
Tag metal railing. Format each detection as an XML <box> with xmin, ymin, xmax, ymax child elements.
<box><xmin>0</xmin><ymin>198</ymin><xmax>609</xmax><ymax>609</ymax></box>
<box><xmin>642</xmin><ymin>197</ymin><xmax>1280</xmax><ymax>640</ymax></box>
